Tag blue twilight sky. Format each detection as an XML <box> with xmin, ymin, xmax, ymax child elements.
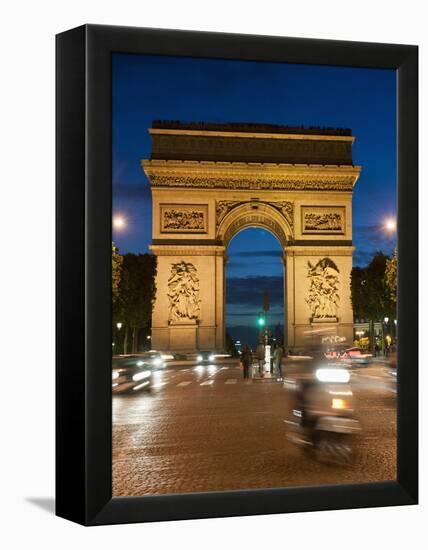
<box><xmin>112</xmin><ymin>53</ymin><xmax>397</xmax><ymax>329</ymax></box>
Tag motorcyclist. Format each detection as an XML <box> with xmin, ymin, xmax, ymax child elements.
<box><xmin>286</xmin><ymin>349</ymin><xmax>330</xmax><ymax>428</ymax></box>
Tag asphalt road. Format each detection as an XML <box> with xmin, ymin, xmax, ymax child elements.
<box><xmin>113</xmin><ymin>359</ymin><xmax>396</xmax><ymax>496</ymax></box>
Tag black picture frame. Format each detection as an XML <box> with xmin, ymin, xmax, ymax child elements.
<box><xmin>56</xmin><ymin>24</ymin><xmax>418</xmax><ymax>526</ymax></box>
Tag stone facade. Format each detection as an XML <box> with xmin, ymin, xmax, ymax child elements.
<box><xmin>142</xmin><ymin>123</ymin><xmax>361</xmax><ymax>351</ymax></box>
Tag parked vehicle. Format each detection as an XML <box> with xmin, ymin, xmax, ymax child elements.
<box><xmin>284</xmin><ymin>354</ymin><xmax>361</xmax><ymax>464</ymax></box>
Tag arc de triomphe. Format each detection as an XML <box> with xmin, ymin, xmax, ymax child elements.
<box><xmin>142</xmin><ymin>122</ymin><xmax>361</xmax><ymax>352</ymax></box>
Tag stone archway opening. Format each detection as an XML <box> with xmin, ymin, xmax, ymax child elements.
<box><xmin>225</xmin><ymin>226</ymin><xmax>285</xmax><ymax>354</ymax></box>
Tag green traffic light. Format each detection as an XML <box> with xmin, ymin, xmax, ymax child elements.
<box><xmin>258</xmin><ymin>317</ymin><xmax>265</xmax><ymax>327</ymax></box>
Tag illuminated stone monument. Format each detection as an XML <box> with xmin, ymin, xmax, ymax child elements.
<box><xmin>142</xmin><ymin>121</ymin><xmax>361</xmax><ymax>351</ymax></box>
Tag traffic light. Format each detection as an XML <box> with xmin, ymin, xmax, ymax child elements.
<box><xmin>257</xmin><ymin>314</ymin><xmax>265</xmax><ymax>327</ymax></box>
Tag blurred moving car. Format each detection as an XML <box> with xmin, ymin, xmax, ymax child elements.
<box><xmin>138</xmin><ymin>350</ymin><xmax>166</xmax><ymax>369</ymax></box>
<box><xmin>342</xmin><ymin>347</ymin><xmax>373</xmax><ymax>366</ymax></box>
<box><xmin>324</xmin><ymin>346</ymin><xmax>348</xmax><ymax>361</ymax></box>
<box><xmin>112</xmin><ymin>355</ymin><xmax>155</xmax><ymax>393</ymax></box>
<box><xmin>197</xmin><ymin>351</ymin><xmax>216</xmax><ymax>364</ymax></box>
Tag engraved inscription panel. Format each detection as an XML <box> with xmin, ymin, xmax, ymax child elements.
<box><xmin>301</xmin><ymin>206</ymin><xmax>345</xmax><ymax>234</ymax></box>
<box><xmin>160</xmin><ymin>204</ymin><xmax>208</xmax><ymax>233</ymax></box>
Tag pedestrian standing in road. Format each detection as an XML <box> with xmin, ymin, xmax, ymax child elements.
<box><xmin>273</xmin><ymin>344</ymin><xmax>284</xmax><ymax>381</ymax></box>
<box><xmin>241</xmin><ymin>343</ymin><xmax>252</xmax><ymax>379</ymax></box>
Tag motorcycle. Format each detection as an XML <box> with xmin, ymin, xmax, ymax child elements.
<box><xmin>284</xmin><ymin>360</ymin><xmax>361</xmax><ymax>465</ymax></box>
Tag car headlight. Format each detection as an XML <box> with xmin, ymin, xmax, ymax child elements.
<box><xmin>152</xmin><ymin>357</ymin><xmax>162</xmax><ymax>367</ymax></box>
<box><xmin>316</xmin><ymin>368</ymin><xmax>350</xmax><ymax>383</ymax></box>
<box><xmin>112</xmin><ymin>371</ymin><xmax>119</xmax><ymax>380</ymax></box>
<box><xmin>132</xmin><ymin>370</ymin><xmax>151</xmax><ymax>382</ymax></box>
<box><xmin>209</xmin><ymin>355</ymin><xmax>215</xmax><ymax>362</ymax></box>
<box><xmin>197</xmin><ymin>355</ymin><xmax>203</xmax><ymax>362</ymax></box>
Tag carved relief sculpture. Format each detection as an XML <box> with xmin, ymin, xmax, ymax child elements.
<box><xmin>306</xmin><ymin>258</ymin><xmax>340</xmax><ymax>320</ymax></box>
<box><xmin>216</xmin><ymin>201</ymin><xmax>241</xmax><ymax>225</ymax></box>
<box><xmin>304</xmin><ymin>212</ymin><xmax>342</xmax><ymax>231</ymax></box>
<box><xmin>302</xmin><ymin>206</ymin><xmax>345</xmax><ymax>234</ymax></box>
<box><xmin>161</xmin><ymin>205</ymin><xmax>207</xmax><ymax>233</ymax></box>
<box><xmin>268</xmin><ymin>201</ymin><xmax>294</xmax><ymax>230</ymax></box>
<box><xmin>147</xmin><ymin>172</ymin><xmax>357</xmax><ymax>192</ymax></box>
<box><xmin>216</xmin><ymin>200</ymin><xmax>294</xmax><ymax>232</ymax></box>
<box><xmin>168</xmin><ymin>261</ymin><xmax>201</xmax><ymax>322</ymax></box>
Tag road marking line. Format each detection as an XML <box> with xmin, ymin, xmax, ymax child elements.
<box><xmin>200</xmin><ymin>380</ymin><xmax>214</xmax><ymax>386</ymax></box>
<box><xmin>177</xmin><ymin>381</ymin><xmax>192</xmax><ymax>387</ymax></box>
<box><xmin>151</xmin><ymin>382</ymin><xmax>167</xmax><ymax>388</ymax></box>
<box><xmin>225</xmin><ymin>378</ymin><xmax>237</xmax><ymax>384</ymax></box>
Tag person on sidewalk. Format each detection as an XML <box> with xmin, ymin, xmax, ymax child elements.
<box><xmin>256</xmin><ymin>341</ymin><xmax>265</xmax><ymax>377</ymax></box>
<box><xmin>273</xmin><ymin>344</ymin><xmax>284</xmax><ymax>381</ymax></box>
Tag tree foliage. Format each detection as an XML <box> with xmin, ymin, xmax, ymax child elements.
<box><xmin>119</xmin><ymin>253</ymin><xmax>157</xmax><ymax>329</ymax></box>
<box><xmin>112</xmin><ymin>242</ymin><xmax>123</xmax><ymax>304</ymax></box>
<box><xmin>351</xmin><ymin>251</ymin><xmax>395</xmax><ymax>321</ymax></box>
<box><xmin>385</xmin><ymin>249</ymin><xmax>397</xmax><ymax>304</ymax></box>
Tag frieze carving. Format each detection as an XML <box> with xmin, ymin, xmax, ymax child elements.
<box><xmin>147</xmin><ymin>173</ymin><xmax>356</xmax><ymax>191</ymax></box>
<box><xmin>160</xmin><ymin>205</ymin><xmax>207</xmax><ymax>233</ymax></box>
<box><xmin>267</xmin><ymin>201</ymin><xmax>294</xmax><ymax>229</ymax></box>
<box><xmin>216</xmin><ymin>200</ymin><xmax>294</xmax><ymax>230</ymax></box>
<box><xmin>306</xmin><ymin>258</ymin><xmax>340</xmax><ymax>320</ymax></box>
<box><xmin>167</xmin><ymin>261</ymin><xmax>201</xmax><ymax>322</ymax></box>
<box><xmin>301</xmin><ymin>206</ymin><xmax>345</xmax><ymax>234</ymax></box>
<box><xmin>216</xmin><ymin>201</ymin><xmax>242</xmax><ymax>225</ymax></box>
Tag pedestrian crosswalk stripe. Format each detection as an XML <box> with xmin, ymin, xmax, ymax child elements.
<box><xmin>200</xmin><ymin>380</ymin><xmax>214</xmax><ymax>386</ymax></box>
<box><xmin>177</xmin><ymin>381</ymin><xmax>192</xmax><ymax>387</ymax></box>
<box><xmin>225</xmin><ymin>379</ymin><xmax>237</xmax><ymax>384</ymax></box>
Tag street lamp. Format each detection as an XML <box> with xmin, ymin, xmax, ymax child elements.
<box><xmin>115</xmin><ymin>322</ymin><xmax>123</xmax><ymax>354</ymax></box>
<box><xmin>384</xmin><ymin>218</ymin><xmax>396</xmax><ymax>233</ymax></box>
<box><xmin>384</xmin><ymin>317</ymin><xmax>389</xmax><ymax>324</ymax></box>
<box><xmin>113</xmin><ymin>215</ymin><xmax>127</xmax><ymax>230</ymax></box>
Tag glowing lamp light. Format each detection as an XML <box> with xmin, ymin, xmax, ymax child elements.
<box><xmin>113</xmin><ymin>215</ymin><xmax>127</xmax><ymax>230</ymax></box>
<box><xmin>257</xmin><ymin>317</ymin><xmax>265</xmax><ymax>327</ymax></box>
<box><xmin>384</xmin><ymin>218</ymin><xmax>396</xmax><ymax>232</ymax></box>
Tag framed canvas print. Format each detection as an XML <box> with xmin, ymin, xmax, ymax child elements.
<box><xmin>56</xmin><ymin>25</ymin><xmax>418</xmax><ymax>526</ymax></box>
